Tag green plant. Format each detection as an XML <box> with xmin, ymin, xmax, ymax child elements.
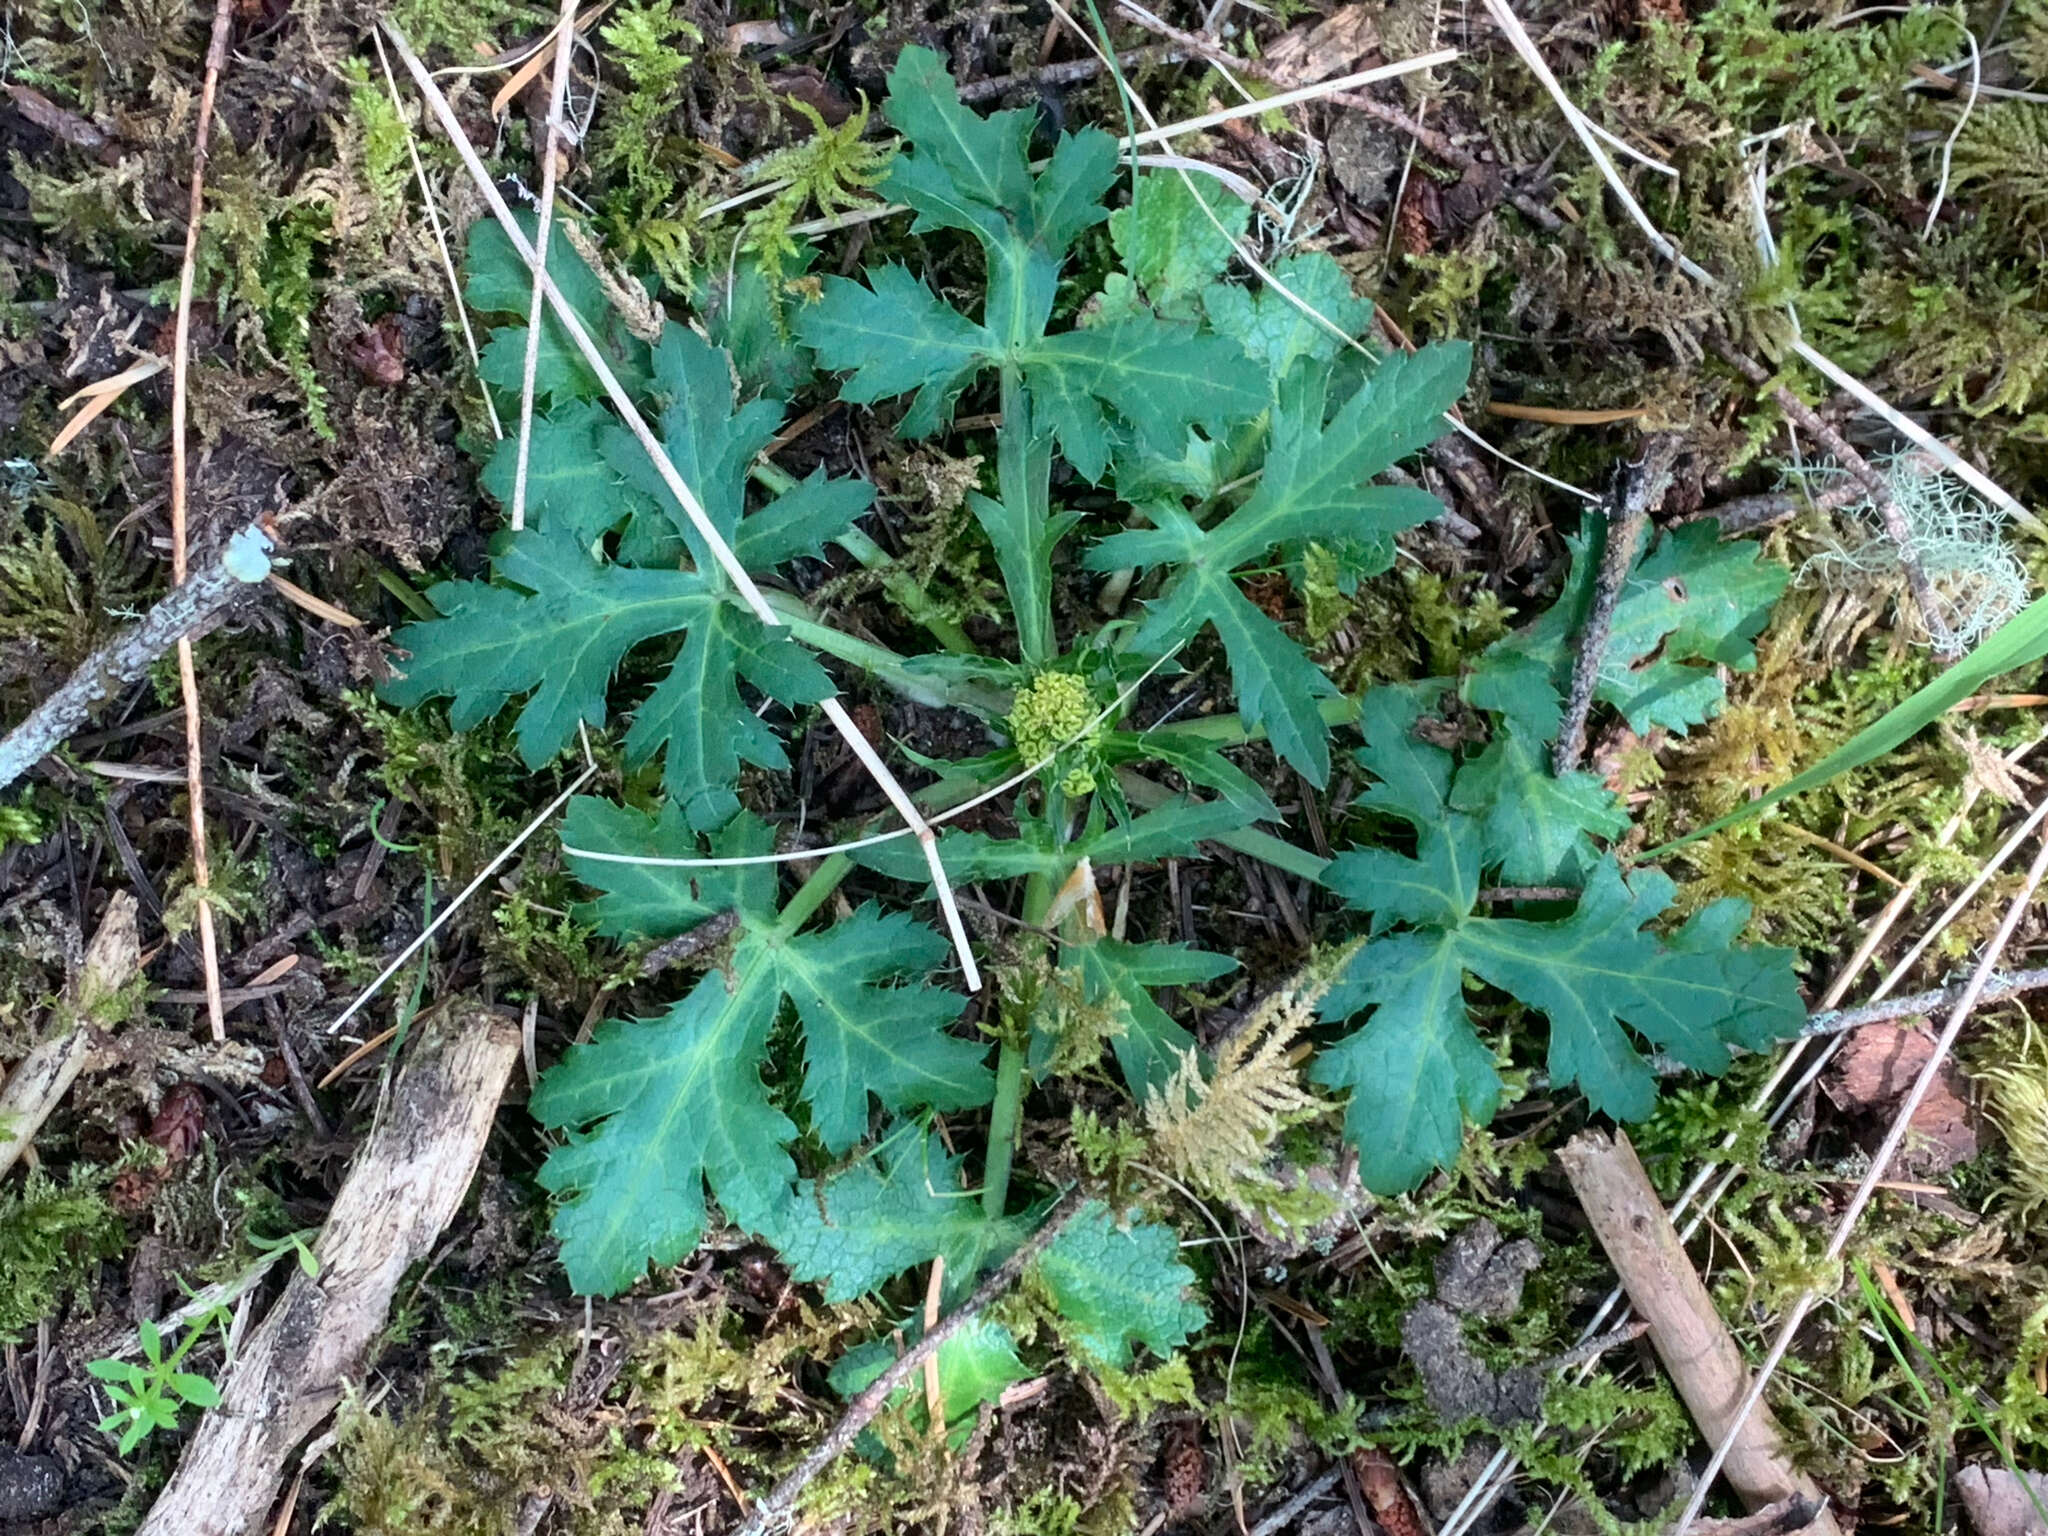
<box><xmin>0</xmin><ymin>1165</ymin><xmax>126</xmax><ymax>1343</ymax></box>
<box><xmin>381</xmin><ymin>47</ymin><xmax>1810</xmax><ymax>1429</ymax></box>
<box><xmin>87</xmin><ymin>1305</ymin><xmax>230</xmax><ymax>1455</ymax></box>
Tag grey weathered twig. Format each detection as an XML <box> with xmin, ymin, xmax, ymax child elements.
<box><xmin>1712</xmin><ymin>342</ymin><xmax>1955</xmax><ymax>656</ymax></box>
<box><xmin>1529</xmin><ymin>967</ymin><xmax>2048</xmax><ymax>1089</ymax></box>
<box><xmin>0</xmin><ymin>524</ymin><xmax>272</xmax><ymax>793</ymax></box>
<box><xmin>1552</xmin><ymin>435</ymin><xmax>1680</xmax><ymax>775</ymax></box>
<box><xmin>730</xmin><ymin>1190</ymin><xmax>1087</xmax><ymax>1536</ymax></box>
<box><xmin>956</xmin><ymin>44</ymin><xmax>1182</xmax><ymax>101</ymax></box>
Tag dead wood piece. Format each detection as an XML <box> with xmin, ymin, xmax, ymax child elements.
<box><xmin>0</xmin><ymin>893</ymin><xmax>139</xmax><ymax>1180</ymax></box>
<box><xmin>135</xmin><ymin>1008</ymin><xmax>520</xmax><ymax>1536</ymax></box>
<box><xmin>0</xmin><ymin>525</ymin><xmax>272</xmax><ymax>793</ymax></box>
<box><xmin>1689</xmin><ymin>1496</ymin><xmax>1831</xmax><ymax>1536</ymax></box>
<box><xmin>1557</xmin><ymin>1130</ymin><xmax>1843</xmax><ymax>1534</ymax></box>
<box><xmin>1958</xmin><ymin>1464</ymin><xmax>2048</xmax><ymax>1536</ymax></box>
<box><xmin>1553</xmin><ymin>434</ymin><xmax>1680</xmax><ymax>775</ymax></box>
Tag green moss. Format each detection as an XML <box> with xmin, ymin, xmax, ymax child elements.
<box><xmin>738</xmin><ymin>98</ymin><xmax>894</xmax><ymax>286</ymax></box>
<box><xmin>588</xmin><ymin>0</ymin><xmax>708</xmax><ymax>292</ymax></box>
<box><xmin>384</xmin><ymin>0</ymin><xmax>548</xmax><ymax>58</ymax></box>
<box><xmin>0</xmin><ymin>1166</ymin><xmax>126</xmax><ymax>1344</ymax></box>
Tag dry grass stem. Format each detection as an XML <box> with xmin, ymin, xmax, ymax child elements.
<box><xmin>1674</xmin><ymin>820</ymin><xmax>2048</xmax><ymax>1533</ymax></box>
<box><xmin>169</xmin><ymin>0</ymin><xmax>239</xmax><ymax>1045</ymax></box>
<box><xmin>510</xmin><ymin>0</ymin><xmax>583</xmax><ymax>532</ymax></box>
<box><xmin>381</xmin><ymin>18</ymin><xmax>984</xmax><ymax>989</ymax></box>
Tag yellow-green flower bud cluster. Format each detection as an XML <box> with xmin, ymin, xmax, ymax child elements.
<box><xmin>1007</xmin><ymin>671</ymin><xmax>1101</xmax><ymax>796</ymax></box>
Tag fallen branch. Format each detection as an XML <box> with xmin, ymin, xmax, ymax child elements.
<box><xmin>134</xmin><ymin>1007</ymin><xmax>520</xmax><ymax>1536</ymax></box>
<box><xmin>1557</xmin><ymin>1129</ymin><xmax>1843</xmax><ymax>1533</ymax></box>
<box><xmin>0</xmin><ymin>894</ymin><xmax>138</xmax><ymax>1180</ymax></box>
<box><xmin>729</xmin><ymin>1190</ymin><xmax>1086</xmax><ymax>1536</ymax></box>
<box><xmin>0</xmin><ymin>526</ymin><xmax>272</xmax><ymax>793</ymax></box>
<box><xmin>1553</xmin><ymin>434</ymin><xmax>1679</xmax><ymax>774</ymax></box>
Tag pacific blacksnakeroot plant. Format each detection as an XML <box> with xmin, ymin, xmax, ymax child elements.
<box><xmin>384</xmin><ymin>48</ymin><xmax>1803</xmax><ymax>1428</ymax></box>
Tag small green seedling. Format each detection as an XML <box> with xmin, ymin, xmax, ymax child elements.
<box><xmin>87</xmin><ymin>1304</ymin><xmax>230</xmax><ymax>1455</ymax></box>
<box><xmin>247</xmin><ymin>1225</ymin><xmax>322</xmax><ymax>1278</ymax></box>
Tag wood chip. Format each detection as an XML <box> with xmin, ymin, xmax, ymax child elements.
<box><xmin>1261</xmin><ymin>5</ymin><xmax>1381</xmax><ymax>86</ymax></box>
<box><xmin>1823</xmin><ymin>1023</ymin><xmax>1980</xmax><ymax>1174</ymax></box>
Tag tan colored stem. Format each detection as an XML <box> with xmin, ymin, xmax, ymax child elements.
<box><xmin>170</xmin><ymin>0</ymin><xmax>238</xmax><ymax>1045</ymax></box>
<box><xmin>135</xmin><ymin>1008</ymin><xmax>520</xmax><ymax>1536</ymax></box>
<box><xmin>1558</xmin><ymin>1130</ymin><xmax>1841</xmax><ymax>1530</ymax></box>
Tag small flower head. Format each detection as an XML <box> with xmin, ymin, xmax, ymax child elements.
<box><xmin>1008</xmin><ymin>671</ymin><xmax>1103</xmax><ymax>795</ymax></box>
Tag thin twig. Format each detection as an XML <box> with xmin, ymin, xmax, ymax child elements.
<box><xmin>381</xmin><ymin>18</ymin><xmax>983</xmax><ymax>990</ymax></box>
<box><xmin>1249</xmin><ymin>1469</ymin><xmax>1345</xmax><ymax>1536</ymax></box>
<box><xmin>1712</xmin><ymin>342</ymin><xmax>1955</xmax><ymax>655</ymax></box>
<box><xmin>1799</xmin><ymin>966</ymin><xmax>2048</xmax><ymax>1039</ymax></box>
<box><xmin>170</xmin><ymin>0</ymin><xmax>238</xmax><ymax>1045</ymax></box>
<box><xmin>955</xmin><ymin>43</ymin><xmax>1182</xmax><ymax>101</ymax></box>
<box><xmin>1553</xmin><ymin>434</ymin><xmax>1678</xmax><ymax>774</ymax></box>
<box><xmin>1691</xmin><ymin>475</ymin><xmax>1871</xmax><ymax>536</ymax></box>
<box><xmin>510</xmin><ymin>0</ymin><xmax>581</xmax><ymax>532</ymax></box>
<box><xmin>1674</xmin><ymin>821</ymin><xmax>2048</xmax><ymax>1534</ymax></box>
<box><xmin>639</xmin><ymin>909</ymin><xmax>740</xmax><ymax>977</ymax></box>
<box><xmin>0</xmin><ymin>524</ymin><xmax>272</xmax><ymax>791</ymax></box>
<box><xmin>730</xmin><ymin>1192</ymin><xmax>1087</xmax><ymax>1536</ymax></box>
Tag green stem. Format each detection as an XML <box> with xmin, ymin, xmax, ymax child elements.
<box><xmin>775</xmin><ymin>852</ymin><xmax>853</xmax><ymax>935</ymax></box>
<box><xmin>997</xmin><ymin>364</ymin><xmax>1057</xmax><ymax>668</ymax></box>
<box><xmin>751</xmin><ymin>463</ymin><xmax>979</xmax><ymax>656</ymax></box>
<box><xmin>981</xmin><ymin>1035</ymin><xmax>1026</xmax><ymax>1220</ymax></box>
<box><xmin>1129</xmin><ymin>692</ymin><xmax>1361</xmax><ymax>747</ymax></box>
<box><xmin>983</xmin><ymin>815</ymin><xmax>1072</xmax><ymax>1220</ymax></box>
<box><xmin>838</xmin><ymin>528</ymin><xmax>980</xmax><ymax>657</ymax></box>
<box><xmin>763</xmin><ymin>593</ymin><xmax>1008</xmax><ymax>716</ymax></box>
<box><xmin>1116</xmin><ymin>769</ymin><xmax>1331</xmax><ymax>883</ymax></box>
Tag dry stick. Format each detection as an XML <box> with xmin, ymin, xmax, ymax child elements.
<box><xmin>1559</xmin><ymin>1130</ymin><xmax>1844</xmax><ymax>1530</ymax></box>
<box><xmin>1553</xmin><ymin>435</ymin><xmax>1678</xmax><ymax>774</ymax></box>
<box><xmin>1441</xmin><ymin>738</ymin><xmax>2040</xmax><ymax>1536</ymax></box>
<box><xmin>1674</xmin><ymin>822</ymin><xmax>2048</xmax><ymax>1535</ymax></box>
<box><xmin>1691</xmin><ymin>476</ymin><xmax>1870</xmax><ymax>536</ymax></box>
<box><xmin>168</xmin><ymin>0</ymin><xmax>237</xmax><ymax>1046</ymax></box>
<box><xmin>0</xmin><ymin>894</ymin><xmax>139</xmax><ymax>1181</ymax></box>
<box><xmin>954</xmin><ymin>42</ymin><xmax>1182</xmax><ymax>101</ymax></box>
<box><xmin>1799</xmin><ymin>966</ymin><xmax>2048</xmax><ymax>1037</ymax></box>
<box><xmin>509</xmin><ymin>0</ymin><xmax>581</xmax><ymax>532</ymax></box>
<box><xmin>1712</xmin><ymin>343</ymin><xmax>1954</xmax><ymax>655</ymax></box>
<box><xmin>730</xmin><ymin>1190</ymin><xmax>1087</xmax><ymax>1536</ymax></box>
<box><xmin>0</xmin><ymin>523</ymin><xmax>272</xmax><ymax>792</ymax></box>
<box><xmin>380</xmin><ymin>20</ymin><xmax>982</xmax><ymax>992</ymax></box>
<box><xmin>135</xmin><ymin>1008</ymin><xmax>521</xmax><ymax>1536</ymax></box>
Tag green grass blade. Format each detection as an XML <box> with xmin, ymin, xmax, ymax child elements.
<box><xmin>1645</xmin><ymin>592</ymin><xmax>2048</xmax><ymax>858</ymax></box>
